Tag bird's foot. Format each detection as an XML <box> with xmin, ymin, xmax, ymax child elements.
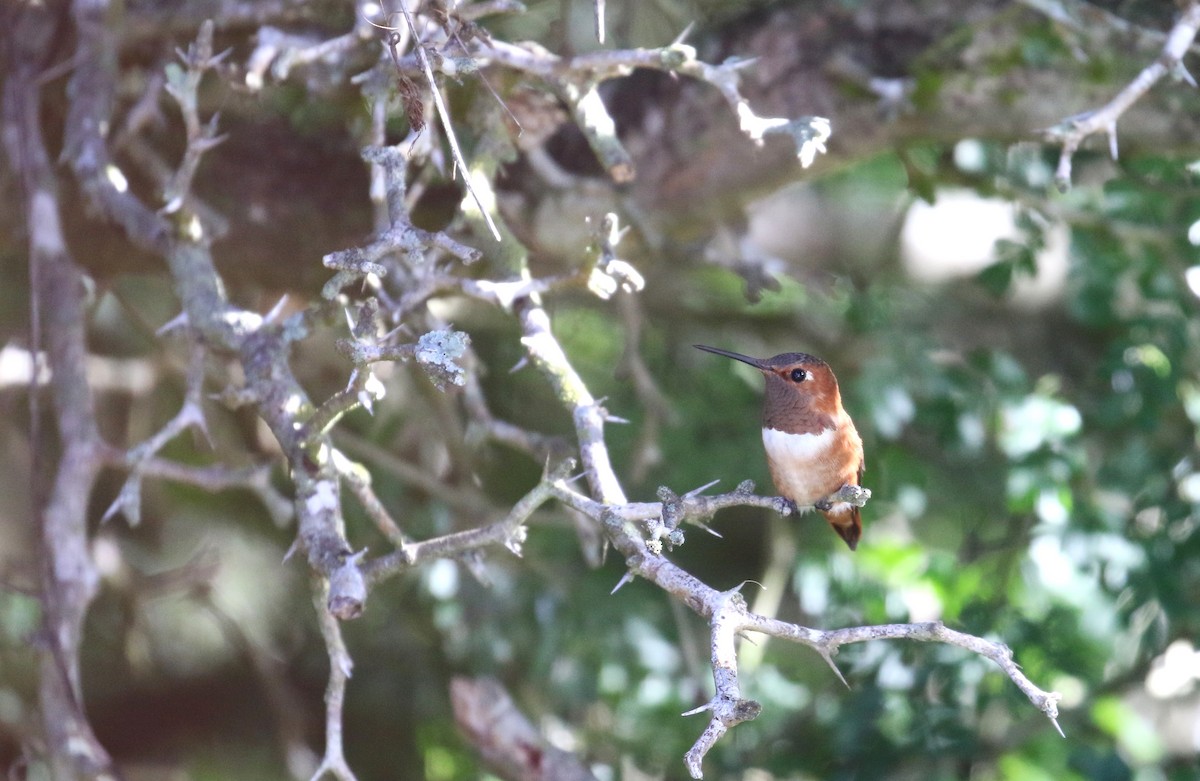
<box><xmin>774</xmin><ymin>498</ymin><xmax>801</xmax><ymax>516</ymax></box>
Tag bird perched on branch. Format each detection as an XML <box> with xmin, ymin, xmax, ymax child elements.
<box><xmin>695</xmin><ymin>344</ymin><xmax>866</xmax><ymax>549</ymax></box>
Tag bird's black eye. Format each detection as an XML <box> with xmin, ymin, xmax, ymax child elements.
<box><xmin>790</xmin><ymin>368</ymin><xmax>807</xmax><ymax>382</ymax></box>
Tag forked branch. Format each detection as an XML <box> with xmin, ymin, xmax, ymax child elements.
<box><xmin>1042</xmin><ymin>1</ymin><xmax>1200</xmax><ymax>190</ymax></box>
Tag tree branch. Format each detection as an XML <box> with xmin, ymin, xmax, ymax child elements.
<box><xmin>1044</xmin><ymin>1</ymin><xmax>1200</xmax><ymax>190</ymax></box>
<box><xmin>451</xmin><ymin>676</ymin><xmax>599</xmax><ymax>781</ymax></box>
<box><xmin>363</xmin><ymin>460</ymin><xmax>572</xmax><ymax>583</ymax></box>
<box><xmin>472</xmin><ymin>38</ymin><xmax>831</xmax><ymax>171</ymax></box>
<box><xmin>682</xmin><ymin>607</ymin><xmax>1064</xmax><ymax>778</ymax></box>
<box><xmin>309</xmin><ymin>583</ymin><xmax>358</xmax><ymax>781</ymax></box>
<box><xmin>391</xmin><ymin>3</ymin><xmax>503</xmax><ymax>240</ymax></box>
<box><xmin>3</xmin><ymin>4</ymin><xmax>117</xmax><ymax>777</ymax></box>
<box><xmin>65</xmin><ymin>0</ymin><xmax>168</xmax><ymax>252</ymax></box>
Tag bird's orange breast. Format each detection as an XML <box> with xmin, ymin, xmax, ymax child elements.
<box><xmin>761</xmin><ymin>417</ymin><xmax>862</xmax><ymax>506</ymax></box>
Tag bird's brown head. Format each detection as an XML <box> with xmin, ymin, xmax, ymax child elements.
<box><xmin>694</xmin><ymin>344</ymin><xmax>843</xmax><ymax>431</ymax></box>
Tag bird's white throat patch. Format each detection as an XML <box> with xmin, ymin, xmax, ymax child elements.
<box><xmin>762</xmin><ymin>426</ymin><xmax>836</xmax><ymax>459</ymax></box>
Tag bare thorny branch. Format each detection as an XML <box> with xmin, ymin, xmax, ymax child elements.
<box><xmin>1038</xmin><ymin>0</ymin><xmax>1200</xmax><ymax>190</ymax></box>
<box><xmin>4</xmin><ymin>1</ymin><xmax>1072</xmax><ymax>779</ymax></box>
<box><xmin>3</xmin><ymin>4</ymin><xmax>118</xmax><ymax>777</ymax></box>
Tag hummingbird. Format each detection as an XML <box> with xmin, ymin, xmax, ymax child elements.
<box><xmin>694</xmin><ymin>344</ymin><xmax>866</xmax><ymax>549</ymax></box>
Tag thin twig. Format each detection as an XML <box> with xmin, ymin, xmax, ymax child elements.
<box><xmin>391</xmin><ymin>3</ymin><xmax>502</xmax><ymax>241</ymax></box>
<box><xmin>363</xmin><ymin>460</ymin><xmax>573</xmax><ymax>583</ymax></box>
<box><xmin>309</xmin><ymin>584</ymin><xmax>359</xmax><ymax>781</ymax></box>
<box><xmin>452</xmin><ymin>676</ymin><xmax>599</xmax><ymax>781</ymax></box>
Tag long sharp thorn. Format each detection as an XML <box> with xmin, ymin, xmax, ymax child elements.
<box><xmin>684</xmin><ymin>479</ymin><xmax>720</xmax><ymax>497</ymax></box>
<box><xmin>820</xmin><ymin>649</ymin><xmax>850</xmax><ymax>689</ymax></box>
<box><xmin>610</xmin><ymin>570</ymin><xmax>635</xmax><ymax>594</ymax></box>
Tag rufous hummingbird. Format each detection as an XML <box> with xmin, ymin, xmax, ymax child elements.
<box><xmin>694</xmin><ymin>344</ymin><xmax>866</xmax><ymax>549</ymax></box>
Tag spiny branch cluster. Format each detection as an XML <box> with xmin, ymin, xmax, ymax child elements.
<box><xmin>1032</xmin><ymin>0</ymin><xmax>1200</xmax><ymax>190</ymax></box>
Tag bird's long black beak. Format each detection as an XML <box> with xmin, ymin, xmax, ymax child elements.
<box><xmin>693</xmin><ymin>344</ymin><xmax>766</xmax><ymax>370</ymax></box>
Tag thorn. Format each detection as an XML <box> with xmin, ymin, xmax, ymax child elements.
<box><xmin>594</xmin><ymin>0</ymin><xmax>605</xmax><ymax>44</ymax></box>
<box><xmin>283</xmin><ymin>539</ymin><xmax>300</xmax><ymax>562</ymax></box>
<box><xmin>681</xmin><ymin>700</ymin><xmax>713</xmax><ymax>717</ymax></box>
<box><xmin>509</xmin><ymin>356</ymin><xmax>529</xmax><ymax>374</ymax></box>
<box><xmin>610</xmin><ymin>570</ymin><xmax>635</xmax><ymax>594</ymax></box>
<box><xmin>819</xmin><ymin>648</ymin><xmax>849</xmax><ymax>689</ymax></box>
<box><xmin>738</xmin><ymin>632</ymin><xmax>759</xmax><ymax>646</ymax></box>
<box><xmin>683</xmin><ymin>479</ymin><xmax>720</xmax><ymax>497</ymax></box>
<box><xmin>563</xmin><ymin>471</ymin><xmax>590</xmax><ymax>486</ymax></box>
<box><xmin>672</xmin><ymin>22</ymin><xmax>695</xmax><ymax>46</ymax></box>
<box><xmin>382</xmin><ymin>321</ymin><xmax>413</xmax><ymax>342</ymax></box>
<box><xmin>195</xmin><ymin>133</ymin><xmax>228</xmax><ymax>153</ymax></box>
<box><xmin>1050</xmin><ymin>716</ymin><xmax>1065</xmax><ymax>738</ymax></box>
<box><xmin>1106</xmin><ymin>122</ymin><xmax>1119</xmax><ymax>161</ymax></box>
<box><xmin>1173</xmin><ymin>60</ymin><xmax>1197</xmax><ymax>88</ymax></box>
<box><xmin>156</xmin><ymin>311</ymin><xmax>189</xmax><ymax>336</ymax></box>
<box><xmin>100</xmin><ymin>497</ymin><xmax>122</xmax><ymax>524</ymax></box>
<box><xmin>724</xmin><ymin>55</ymin><xmax>759</xmax><ymax>72</ymax></box>
<box><xmin>263</xmin><ymin>294</ymin><xmax>290</xmax><ymax>323</ymax></box>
